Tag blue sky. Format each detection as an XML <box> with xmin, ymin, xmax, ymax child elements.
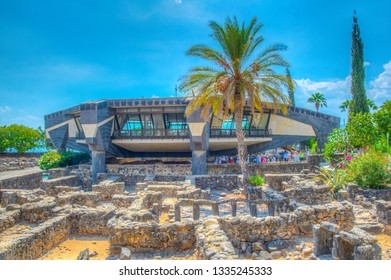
<box><xmin>0</xmin><ymin>0</ymin><xmax>390</xmax><ymax>128</ymax></box>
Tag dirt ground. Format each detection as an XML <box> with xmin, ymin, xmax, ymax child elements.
<box><xmin>38</xmin><ymin>236</ymin><xmax>111</xmax><ymax>260</ymax></box>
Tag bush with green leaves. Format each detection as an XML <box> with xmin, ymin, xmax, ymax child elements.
<box><xmin>249</xmin><ymin>175</ymin><xmax>265</xmax><ymax>186</ymax></box>
<box><xmin>38</xmin><ymin>151</ymin><xmax>62</xmax><ymax>170</ymax></box>
<box><xmin>315</xmin><ymin>166</ymin><xmax>347</xmax><ymax>196</ymax></box>
<box><xmin>346</xmin><ymin>149</ymin><xmax>391</xmax><ymax>189</ymax></box>
<box><xmin>38</xmin><ymin>151</ymin><xmax>90</xmax><ymax>170</ymax></box>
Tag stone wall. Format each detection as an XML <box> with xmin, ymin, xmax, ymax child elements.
<box><xmin>107</xmin><ymin>164</ymin><xmax>192</xmax><ymax>175</ymax></box>
<box><xmin>69</xmin><ymin>206</ymin><xmax>116</xmax><ymax>236</ymax></box>
<box><xmin>283</xmin><ymin>184</ymin><xmax>332</xmax><ymax>205</ymax></box>
<box><xmin>376</xmin><ymin>200</ymin><xmax>391</xmax><ymax>234</ymax></box>
<box><xmin>0</xmin><ymin>210</ymin><xmax>21</xmax><ymax>233</ymax></box>
<box><xmin>194</xmin><ymin>175</ymin><xmax>241</xmax><ymax>191</ymax></box>
<box><xmin>0</xmin><ymin>215</ymin><xmax>70</xmax><ymax>260</ymax></box>
<box><xmin>105</xmin><ymin>162</ymin><xmax>311</xmax><ymax>176</ymax></box>
<box><xmin>109</xmin><ymin>220</ymin><xmax>196</xmax><ymax>252</ymax></box>
<box><xmin>97</xmin><ymin>173</ymin><xmax>146</xmax><ymax>187</ymax></box>
<box><xmin>42</xmin><ymin>175</ymin><xmax>83</xmax><ymax>189</ymax></box>
<box><xmin>218</xmin><ymin>201</ymin><xmax>354</xmax><ymax>254</ymax></box>
<box><xmin>195</xmin><ymin>218</ymin><xmax>237</xmax><ymax>260</ymax></box>
<box><xmin>0</xmin><ymin>157</ymin><xmax>38</xmax><ymax>172</ymax></box>
<box><xmin>207</xmin><ymin>162</ymin><xmax>311</xmax><ymax>176</ymax></box>
<box><xmin>346</xmin><ymin>184</ymin><xmax>391</xmax><ymax>201</ymax></box>
<box><xmin>0</xmin><ymin>170</ymin><xmax>42</xmax><ymax>190</ymax></box>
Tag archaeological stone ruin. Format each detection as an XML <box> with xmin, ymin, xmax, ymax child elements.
<box><xmin>0</xmin><ymin>157</ymin><xmax>390</xmax><ymax>260</ymax></box>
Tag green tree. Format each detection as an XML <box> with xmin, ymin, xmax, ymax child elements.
<box><xmin>179</xmin><ymin>17</ymin><xmax>292</xmax><ymax>184</ymax></box>
<box><xmin>0</xmin><ymin>126</ymin><xmax>10</xmax><ymax>152</ymax></box>
<box><xmin>340</xmin><ymin>99</ymin><xmax>351</xmax><ymax>113</ymax></box>
<box><xmin>350</xmin><ymin>12</ymin><xmax>369</xmax><ymax>116</ymax></box>
<box><xmin>307</xmin><ymin>92</ymin><xmax>327</xmax><ymax>112</ymax></box>
<box><xmin>366</xmin><ymin>99</ymin><xmax>378</xmax><ymax>111</ymax></box>
<box><xmin>5</xmin><ymin>124</ymin><xmax>41</xmax><ymax>153</ymax></box>
<box><xmin>340</xmin><ymin>98</ymin><xmax>377</xmax><ymax>113</ymax></box>
<box><xmin>346</xmin><ymin>112</ymin><xmax>378</xmax><ymax>148</ymax></box>
<box><xmin>323</xmin><ymin>128</ymin><xmax>349</xmax><ymax>159</ymax></box>
<box><xmin>374</xmin><ymin>100</ymin><xmax>391</xmax><ymax>137</ymax></box>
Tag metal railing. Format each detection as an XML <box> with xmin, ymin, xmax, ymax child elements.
<box><xmin>209</xmin><ymin>128</ymin><xmax>272</xmax><ymax>138</ymax></box>
<box><xmin>112</xmin><ymin>128</ymin><xmax>190</xmax><ymax>139</ymax></box>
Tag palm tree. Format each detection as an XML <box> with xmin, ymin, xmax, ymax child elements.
<box><xmin>366</xmin><ymin>98</ymin><xmax>378</xmax><ymax>111</ymax></box>
<box><xmin>340</xmin><ymin>99</ymin><xmax>351</xmax><ymax>113</ymax></box>
<box><xmin>340</xmin><ymin>98</ymin><xmax>377</xmax><ymax>113</ymax></box>
<box><xmin>307</xmin><ymin>92</ymin><xmax>327</xmax><ymax>112</ymax></box>
<box><xmin>179</xmin><ymin>17</ymin><xmax>292</xmax><ymax>185</ymax></box>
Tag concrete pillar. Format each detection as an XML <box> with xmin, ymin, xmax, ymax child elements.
<box><xmin>91</xmin><ymin>150</ymin><xmax>106</xmax><ymax>184</ymax></box>
<box><xmin>231</xmin><ymin>200</ymin><xmax>237</xmax><ymax>217</ymax></box>
<box><xmin>193</xmin><ymin>204</ymin><xmax>200</xmax><ymax>220</ymax></box>
<box><xmin>192</xmin><ymin>150</ymin><xmax>207</xmax><ymax>175</ymax></box>
<box><xmin>249</xmin><ymin>202</ymin><xmax>257</xmax><ymax>217</ymax></box>
<box><xmin>174</xmin><ymin>204</ymin><xmax>181</xmax><ymax>222</ymax></box>
<box><xmin>212</xmin><ymin>202</ymin><xmax>219</xmax><ymax>216</ymax></box>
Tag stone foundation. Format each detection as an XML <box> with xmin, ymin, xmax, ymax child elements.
<box><xmin>0</xmin><ymin>215</ymin><xmax>71</xmax><ymax>260</ymax></box>
<box><xmin>314</xmin><ymin>222</ymin><xmax>382</xmax><ymax>260</ymax></box>
<box><xmin>109</xmin><ymin>221</ymin><xmax>196</xmax><ymax>252</ymax></box>
<box><xmin>0</xmin><ymin>170</ymin><xmax>42</xmax><ymax>190</ymax></box>
<box><xmin>219</xmin><ymin>201</ymin><xmax>354</xmax><ymax>254</ymax></box>
<box><xmin>347</xmin><ymin>183</ymin><xmax>391</xmax><ymax>201</ymax></box>
<box><xmin>42</xmin><ymin>175</ymin><xmax>83</xmax><ymax>189</ymax></box>
<box><xmin>376</xmin><ymin>200</ymin><xmax>391</xmax><ymax>234</ymax></box>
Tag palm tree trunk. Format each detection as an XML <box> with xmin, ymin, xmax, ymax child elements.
<box><xmin>315</xmin><ymin>103</ymin><xmax>319</xmax><ymax>112</ymax></box>
<box><xmin>234</xmin><ymin>92</ymin><xmax>250</xmax><ymax>187</ymax></box>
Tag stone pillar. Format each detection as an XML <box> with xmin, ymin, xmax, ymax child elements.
<box><xmin>174</xmin><ymin>204</ymin><xmax>181</xmax><ymax>222</ymax></box>
<box><xmin>267</xmin><ymin>201</ymin><xmax>275</xmax><ymax>216</ymax></box>
<box><xmin>249</xmin><ymin>202</ymin><xmax>257</xmax><ymax>217</ymax></box>
<box><xmin>231</xmin><ymin>200</ymin><xmax>237</xmax><ymax>217</ymax></box>
<box><xmin>152</xmin><ymin>203</ymin><xmax>159</xmax><ymax>216</ymax></box>
<box><xmin>212</xmin><ymin>202</ymin><xmax>219</xmax><ymax>216</ymax></box>
<box><xmin>193</xmin><ymin>204</ymin><xmax>200</xmax><ymax>220</ymax></box>
<box><xmin>91</xmin><ymin>150</ymin><xmax>106</xmax><ymax>184</ymax></box>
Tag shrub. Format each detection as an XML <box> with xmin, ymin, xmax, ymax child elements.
<box><xmin>346</xmin><ymin>149</ymin><xmax>391</xmax><ymax>189</ymax></box>
<box><xmin>59</xmin><ymin>151</ymin><xmax>90</xmax><ymax>167</ymax></box>
<box><xmin>38</xmin><ymin>151</ymin><xmax>91</xmax><ymax>170</ymax></box>
<box><xmin>315</xmin><ymin>166</ymin><xmax>347</xmax><ymax>196</ymax></box>
<box><xmin>38</xmin><ymin>151</ymin><xmax>62</xmax><ymax>170</ymax></box>
<box><xmin>249</xmin><ymin>175</ymin><xmax>265</xmax><ymax>186</ymax></box>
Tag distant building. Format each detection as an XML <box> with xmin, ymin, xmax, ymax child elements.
<box><xmin>45</xmin><ymin>98</ymin><xmax>339</xmax><ymax>182</ymax></box>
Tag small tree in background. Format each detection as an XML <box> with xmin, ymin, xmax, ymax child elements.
<box><xmin>374</xmin><ymin>100</ymin><xmax>391</xmax><ymax>137</ymax></box>
<box><xmin>0</xmin><ymin>124</ymin><xmax>41</xmax><ymax>153</ymax></box>
<box><xmin>307</xmin><ymin>92</ymin><xmax>327</xmax><ymax>112</ymax></box>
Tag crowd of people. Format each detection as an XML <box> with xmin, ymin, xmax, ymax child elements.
<box><xmin>212</xmin><ymin>149</ymin><xmax>311</xmax><ymax>164</ymax></box>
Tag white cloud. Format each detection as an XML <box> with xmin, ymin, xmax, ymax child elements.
<box><xmin>364</xmin><ymin>61</ymin><xmax>370</xmax><ymax>67</ymax></box>
<box><xmin>151</xmin><ymin>94</ymin><xmax>160</xmax><ymax>98</ymax></box>
<box><xmin>293</xmin><ymin>59</ymin><xmax>391</xmax><ymax>119</ymax></box>
<box><xmin>294</xmin><ymin>76</ymin><xmax>351</xmax><ymax>117</ymax></box>
<box><xmin>175</xmin><ymin>0</ymin><xmax>182</xmax><ymax>3</ymax></box>
<box><xmin>0</xmin><ymin>106</ymin><xmax>11</xmax><ymax>114</ymax></box>
<box><xmin>368</xmin><ymin>60</ymin><xmax>391</xmax><ymax>104</ymax></box>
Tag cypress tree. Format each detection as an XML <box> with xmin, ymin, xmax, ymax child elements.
<box><xmin>350</xmin><ymin>11</ymin><xmax>369</xmax><ymax>116</ymax></box>
<box><xmin>286</xmin><ymin>69</ymin><xmax>295</xmax><ymax>107</ymax></box>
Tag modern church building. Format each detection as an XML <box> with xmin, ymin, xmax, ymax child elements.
<box><xmin>45</xmin><ymin>98</ymin><xmax>339</xmax><ymax>182</ymax></box>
